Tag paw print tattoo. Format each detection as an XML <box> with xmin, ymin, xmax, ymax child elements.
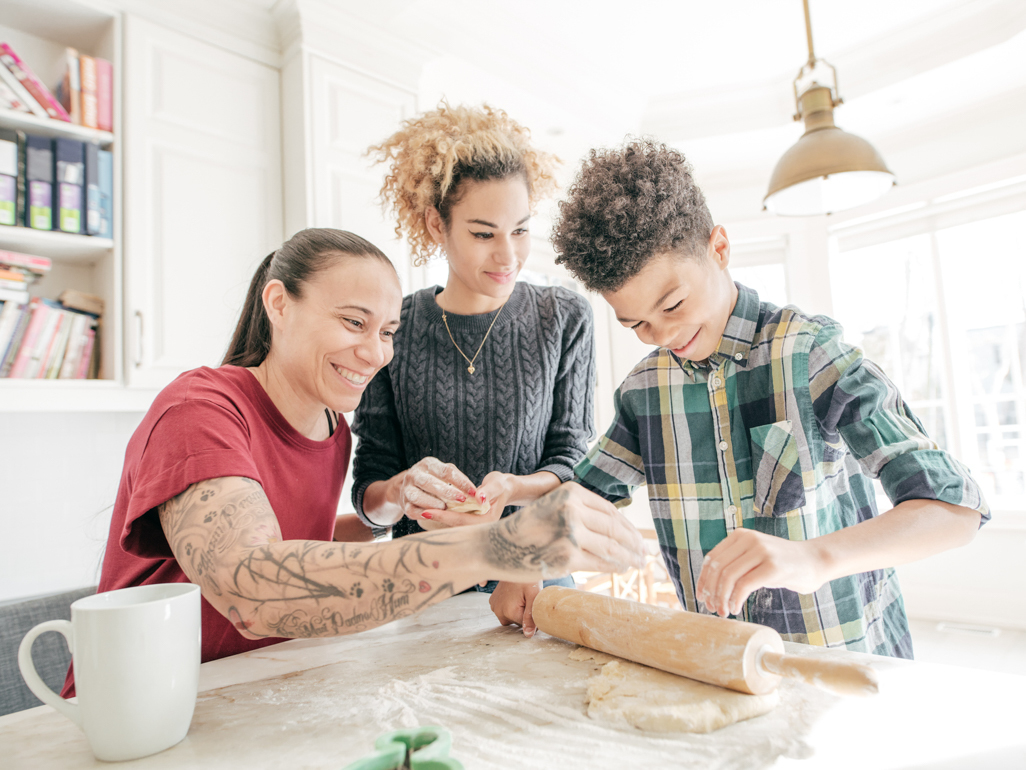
<box><xmin>352</xmin><ymin>582</ymin><xmax>364</xmax><ymax>598</ymax></box>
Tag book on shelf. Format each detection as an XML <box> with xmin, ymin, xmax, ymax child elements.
<box><xmin>58</xmin><ymin>289</ymin><xmax>103</xmax><ymax>317</ymax></box>
<box><xmin>0</xmin><ymin>78</ymin><xmax>30</xmax><ymax>113</ymax></box>
<box><xmin>54</xmin><ymin>48</ymin><xmax>82</xmax><ymax>126</ymax></box>
<box><xmin>96</xmin><ymin>58</ymin><xmax>112</xmax><ymax>133</ymax></box>
<box><xmin>79</xmin><ymin>55</ymin><xmax>98</xmax><ymax>130</ymax></box>
<box><xmin>0</xmin><ymin>247</ymin><xmax>52</xmax><ymax>275</ymax></box>
<box><xmin>51</xmin><ymin>49</ymin><xmax>113</xmax><ymax>132</ymax></box>
<box><xmin>0</xmin><ymin>51</ymin><xmax>46</xmax><ymax>119</ymax></box>
<box><xmin>0</xmin><ymin>295</ymin><xmax>100</xmax><ymax>379</ymax></box>
<box><xmin>0</xmin><ymin>43</ymin><xmax>70</xmax><ymax>123</ymax></box>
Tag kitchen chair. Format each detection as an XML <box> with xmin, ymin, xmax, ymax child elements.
<box><xmin>0</xmin><ymin>586</ymin><xmax>96</xmax><ymax>716</ymax></box>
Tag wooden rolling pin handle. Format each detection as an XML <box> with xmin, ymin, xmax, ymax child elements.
<box><xmin>757</xmin><ymin>646</ymin><xmax>879</xmax><ymax>697</ymax></box>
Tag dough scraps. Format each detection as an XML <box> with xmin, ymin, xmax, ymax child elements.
<box><xmin>569</xmin><ymin>647</ymin><xmax>779</xmax><ymax>734</ymax></box>
<box><xmin>447</xmin><ymin>497</ymin><xmax>491</xmax><ymax>515</ymax></box>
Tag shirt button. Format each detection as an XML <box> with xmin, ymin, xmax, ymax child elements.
<box><xmin>734</xmin><ymin>352</ymin><xmax>743</xmax><ymax>360</ymax></box>
<box><xmin>712</xmin><ymin>378</ymin><xmax>721</xmax><ymax>387</ymax></box>
<box><xmin>727</xmin><ymin>505</ymin><xmax>737</xmax><ymax>515</ymax></box>
<box><xmin>718</xmin><ymin>440</ymin><xmax>728</xmax><ymax>451</ymax></box>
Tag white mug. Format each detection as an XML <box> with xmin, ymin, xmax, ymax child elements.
<box><xmin>18</xmin><ymin>582</ymin><xmax>201</xmax><ymax>762</ymax></box>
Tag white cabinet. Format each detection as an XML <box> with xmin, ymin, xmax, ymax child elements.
<box><xmin>304</xmin><ymin>53</ymin><xmax>416</xmax><ymax>290</ymax></box>
<box><xmin>122</xmin><ymin>16</ymin><xmax>282</xmax><ymax>390</ymax></box>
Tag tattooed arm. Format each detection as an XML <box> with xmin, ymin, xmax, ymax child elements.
<box><xmin>158</xmin><ymin>477</ymin><xmax>643</xmax><ymax>640</ymax></box>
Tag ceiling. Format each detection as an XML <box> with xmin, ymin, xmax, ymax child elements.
<box><xmin>246</xmin><ymin>0</ymin><xmax>1026</xmax><ymax>219</ymax></box>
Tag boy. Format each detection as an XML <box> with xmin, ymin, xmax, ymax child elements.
<box><xmin>549</xmin><ymin>139</ymin><xmax>988</xmax><ymax>657</ymax></box>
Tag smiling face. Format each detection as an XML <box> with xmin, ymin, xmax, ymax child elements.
<box><xmin>427</xmin><ymin>175</ymin><xmax>531</xmax><ymax>303</ymax></box>
<box><xmin>267</xmin><ymin>255</ymin><xmax>403</xmax><ymax>415</ymax></box>
<box><xmin>604</xmin><ymin>227</ymin><xmax>739</xmax><ymax>363</ymax></box>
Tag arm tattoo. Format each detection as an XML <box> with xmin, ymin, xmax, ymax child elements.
<box><xmin>157</xmin><ymin>477</ymin><xmax>459</xmax><ymax>639</ymax></box>
<box><xmin>483</xmin><ymin>487</ymin><xmax>575</xmax><ymax>578</ymax></box>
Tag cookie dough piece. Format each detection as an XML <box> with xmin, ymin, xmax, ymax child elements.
<box><xmin>569</xmin><ymin>647</ymin><xmax>778</xmax><ymax>734</ymax></box>
<box><xmin>446</xmin><ymin>497</ymin><xmax>491</xmax><ymax>515</ymax></box>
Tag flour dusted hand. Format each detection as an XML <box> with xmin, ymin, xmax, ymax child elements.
<box><xmin>397</xmin><ymin>457</ymin><xmax>480</xmax><ymax>529</ymax></box>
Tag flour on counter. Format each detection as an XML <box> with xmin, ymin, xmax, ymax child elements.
<box><xmin>569</xmin><ymin>647</ymin><xmax>779</xmax><ymax>733</ymax></box>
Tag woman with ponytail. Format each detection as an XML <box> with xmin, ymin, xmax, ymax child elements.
<box><xmin>352</xmin><ymin>104</ymin><xmax>597</xmax><ymax>636</ymax></box>
<box><xmin>63</xmin><ymin>227</ymin><xmax>643</xmax><ymax>697</ymax></box>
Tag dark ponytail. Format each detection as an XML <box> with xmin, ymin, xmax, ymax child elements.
<box><xmin>222</xmin><ymin>228</ymin><xmax>396</xmax><ymax>368</ymax></box>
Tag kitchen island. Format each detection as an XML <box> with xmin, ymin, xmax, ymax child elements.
<box><xmin>2</xmin><ymin>593</ymin><xmax>1023</xmax><ymax>769</ymax></box>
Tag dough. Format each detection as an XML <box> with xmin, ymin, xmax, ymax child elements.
<box><xmin>446</xmin><ymin>497</ymin><xmax>491</xmax><ymax>515</ymax></box>
<box><xmin>569</xmin><ymin>647</ymin><xmax>779</xmax><ymax>734</ymax></box>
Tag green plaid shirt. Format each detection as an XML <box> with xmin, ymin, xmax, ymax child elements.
<box><xmin>576</xmin><ymin>284</ymin><xmax>989</xmax><ymax>658</ymax></box>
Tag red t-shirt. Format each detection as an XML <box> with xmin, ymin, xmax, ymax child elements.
<box><xmin>62</xmin><ymin>365</ymin><xmax>350</xmax><ymax>696</ymax></box>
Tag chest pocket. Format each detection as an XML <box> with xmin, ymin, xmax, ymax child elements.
<box><xmin>750</xmin><ymin>420</ymin><xmax>807</xmax><ymax>516</ymax></box>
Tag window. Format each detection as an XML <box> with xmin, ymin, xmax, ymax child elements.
<box><xmin>830</xmin><ymin>207</ymin><xmax>1026</xmax><ymax>513</ymax></box>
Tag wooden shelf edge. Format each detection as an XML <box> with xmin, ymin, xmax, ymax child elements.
<box><xmin>0</xmin><ymin>107</ymin><xmax>114</xmax><ymax>146</ymax></box>
<box><xmin>0</xmin><ymin>227</ymin><xmax>114</xmax><ymax>261</ymax></box>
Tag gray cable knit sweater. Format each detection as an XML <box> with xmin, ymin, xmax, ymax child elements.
<box><xmin>352</xmin><ymin>281</ymin><xmax>596</xmax><ymax>538</ymax></box>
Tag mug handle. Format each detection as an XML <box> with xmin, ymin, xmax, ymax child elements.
<box><xmin>18</xmin><ymin>620</ymin><xmax>82</xmax><ymax>727</ymax></box>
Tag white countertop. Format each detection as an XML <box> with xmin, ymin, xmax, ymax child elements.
<box><xmin>3</xmin><ymin>593</ymin><xmax>1025</xmax><ymax>769</ymax></box>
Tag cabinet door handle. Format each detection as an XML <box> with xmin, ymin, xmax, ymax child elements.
<box><xmin>134</xmin><ymin>310</ymin><xmax>144</xmax><ymax>368</ymax></box>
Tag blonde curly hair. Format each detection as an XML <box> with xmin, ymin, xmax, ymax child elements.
<box><xmin>369</xmin><ymin>103</ymin><xmax>559</xmax><ymax>266</ymax></box>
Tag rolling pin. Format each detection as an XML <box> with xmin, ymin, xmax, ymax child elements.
<box><xmin>532</xmin><ymin>586</ymin><xmax>879</xmax><ymax>697</ymax></box>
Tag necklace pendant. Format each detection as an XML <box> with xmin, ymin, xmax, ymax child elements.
<box><xmin>467</xmin><ymin>365</ymin><xmax>475</xmax><ymax>374</ymax></box>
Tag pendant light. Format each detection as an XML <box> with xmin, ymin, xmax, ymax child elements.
<box><xmin>763</xmin><ymin>0</ymin><xmax>895</xmax><ymax>216</ymax></box>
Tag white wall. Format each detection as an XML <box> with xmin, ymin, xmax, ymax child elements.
<box><xmin>0</xmin><ymin>412</ymin><xmax>144</xmax><ymax>602</ymax></box>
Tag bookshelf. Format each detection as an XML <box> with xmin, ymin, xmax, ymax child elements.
<box><xmin>0</xmin><ymin>0</ymin><xmax>121</xmax><ymax>411</ymax></box>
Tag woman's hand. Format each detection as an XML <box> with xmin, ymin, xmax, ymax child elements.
<box><xmin>425</xmin><ymin>471</ymin><xmax>512</xmax><ymax>528</ymax></box>
<box><xmin>489</xmin><ymin>580</ymin><xmax>543</xmax><ymax>637</ymax></box>
<box><xmin>396</xmin><ymin>457</ymin><xmax>479</xmax><ymax>530</ymax></box>
<box><xmin>695</xmin><ymin>529</ymin><xmax>828</xmax><ymax>617</ymax></box>
<box><xmin>482</xmin><ymin>482</ymin><xmax>645</xmax><ymax>581</ymax></box>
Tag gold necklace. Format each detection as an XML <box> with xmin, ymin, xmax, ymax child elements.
<box><xmin>441</xmin><ymin>301</ymin><xmax>505</xmax><ymax>375</ymax></box>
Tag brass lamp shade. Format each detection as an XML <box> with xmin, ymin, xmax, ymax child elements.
<box><xmin>764</xmin><ymin>86</ymin><xmax>895</xmax><ymax>216</ymax></box>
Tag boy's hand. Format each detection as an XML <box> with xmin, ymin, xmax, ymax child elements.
<box><xmin>489</xmin><ymin>580</ymin><xmax>543</xmax><ymax>637</ymax></box>
<box><xmin>695</xmin><ymin>529</ymin><xmax>828</xmax><ymax>618</ymax></box>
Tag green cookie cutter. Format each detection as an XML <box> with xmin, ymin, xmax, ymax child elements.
<box><xmin>343</xmin><ymin>725</ymin><xmax>464</xmax><ymax>770</ymax></box>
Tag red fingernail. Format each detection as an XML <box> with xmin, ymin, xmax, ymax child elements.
<box><xmin>458</xmin><ymin>495</ymin><xmax>467</xmax><ymax>502</ymax></box>
<box><xmin>422</xmin><ymin>512</ymin><xmax>433</xmax><ymax>520</ymax></box>
<box><xmin>480</xmin><ymin>493</ymin><xmax>487</xmax><ymax>501</ymax></box>
<box><xmin>469</xmin><ymin>489</ymin><xmax>477</xmax><ymax>496</ymax></box>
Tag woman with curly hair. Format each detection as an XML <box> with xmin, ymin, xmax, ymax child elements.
<box><xmin>350</xmin><ymin>104</ymin><xmax>597</xmax><ymax>634</ymax></box>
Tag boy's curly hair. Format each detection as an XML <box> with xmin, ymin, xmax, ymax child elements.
<box><xmin>551</xmin><ymin>139</ymin><xmax>714</xmax><ymax>292</ymax></box>
<box><xmin>369</xmin><ymin>103</ymin><xmax>559</xmax><ymax>267</ymax></box>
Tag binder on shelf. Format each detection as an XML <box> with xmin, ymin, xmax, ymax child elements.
<box><xmin>97</xmin><ymin>148</ymin><xmax>112</xmax><ymax>238</ymax></box>
<box><xmin>96</xmin><ymin>58</ymin><xmax>112</xmax><ymax>133</ymax></box>
<box><xmin>0</xmin><ymin>53</ymin><xmax>46</xmax><ymax>119</ymax></box>
<box><xmin>79</xmin><ymin>55</ymin><xmax>98</xmax><ymax>130</ymax></box>
<box><xmin>0</xmin><ymin>43</ymin><xmax>71</xmax><ymax>122</ymax></box>
<box><xmin>55</xmin><ymin>47</ymin><xmax>82</xmax><ymax>125</ymax></box>
<box><xmin>24</xmin><ymin>135</ymin><xmax>53</xmax><ymax>230</ymax></box>
<box><xmin>85</xmin><ymin>143</ymin><xmax>101</xmax><ymax>235</ymax></box>
<box><xmin>55</xmin><ymin>138</ymin><xmax>85</xmax><ymax>234</ymax></box>
<box><xmin>0</xmin><ymin>128</ymin><xmax>20</xmax><ymax>227</ymax></box>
